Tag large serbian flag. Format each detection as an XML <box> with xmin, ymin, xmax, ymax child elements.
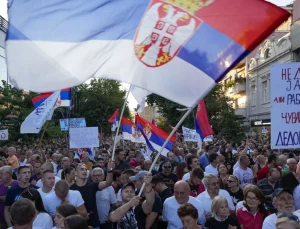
<box><xmin>32</xmin><ymin>88</ymin><xmax>71</xmax><ymax>108</ymax></box>
<box><xmin>108</xmin><ymin>110</ymin><xmax>119</xmax><ymax>131</ymax></box>
<box><xmin>122</xmin><ymin>117</ymin><xmax>146</xmax><ymax>143</ymax></box>
<box><xmin>195</xmin><ymin>100</ymin><xmax>214</xmax><ymax>140</ymax></box>
<box><xmin>136</xmin><ymin>115</ymin><xmax>176</xmax><ymax>156</ymax></box>
<box><xmin>6</xmin><ymin>0</ymin><xmax>289</xmax><ymax>107</ymax></box>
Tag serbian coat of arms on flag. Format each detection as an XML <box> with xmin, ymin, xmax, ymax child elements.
<box><xmin>134</xmin><ymin>0</ymin><xmax>214</xmax><ymax>67</ymax></box>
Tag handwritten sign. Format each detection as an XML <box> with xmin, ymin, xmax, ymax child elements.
<box><xmin>182</xmin><ymin>126</ymin><xmax>200</xmax><ymax>142</ymax></box>
<box><xmin>69</xmin><ymin>127</ymin><xmax>99</xmax><ymax>148</ymax></box>
<box><xmin>60</xmin><ymin>118</ymin><xmax>86</xmax><ymax>131</ymax></box>
<box><xmin>271</xmin><ymin>63</ymin><xmax>300</xmax><ymax>149</ymax></box>
<box><xmin>0</xmin><ymin>129</ymin><xmax>8</xmax><ymax>140</ymax></box>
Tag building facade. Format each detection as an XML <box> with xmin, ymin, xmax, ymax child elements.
<box><xmin>0</xmin><ymin>15</ymin><xmax>7</xmax><ymax>83</ymax></box>
<box><xmin>221</xmin><ymin>7</ymin><xmax>293</xmax><ymax>133</ymax></box>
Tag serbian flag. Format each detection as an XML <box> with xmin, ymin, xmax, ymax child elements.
<box><xmin>122</xmin><ymin>117</ymin><xmax>147</xmax><ymax>143</ymax></box>
<box><xmin>136</xmin><ymin>115</ymin><xmax>175</xmax><ymax>156</ymax></box>
<box><xmin>32</xmin><ymin>88</ymin><xmax>71</xmax><ymax>108</ymax></box>
<box><xmin>108</xmin><ymin>110</ymin><xmax>119</xmax><ymax>131</ymax></box>
<box><xmin>195</xmin><ymin>100</ymin><xmax>214</xmax><ymax>140</ymax></box>
<box><xmin>6</xmin><ymin>0</ymin><xmax>289</xmax><ymax>108</ymax></box>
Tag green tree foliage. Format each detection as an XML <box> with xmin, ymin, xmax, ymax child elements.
<box><xmin>73</xmin><ymin>79</ymin><xmax>131</xmax><ymax>134</ymax></box>
<box><xmin>147</xmin><ymin>84</ymin><xmax>247</xmax><ymax>144</ymax></box>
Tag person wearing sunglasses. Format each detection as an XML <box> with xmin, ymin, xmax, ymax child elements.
<box><xmin>158</xmin><ymin>161</ymin><xmax>178</xmax><ymax>193</ymax></box>
<box><xmin>226</xmin><ymin>175</ymin><xmax>244</xmax><ymax>207</ymax></box>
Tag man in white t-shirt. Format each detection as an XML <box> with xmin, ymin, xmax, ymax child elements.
<box><xmin>233</xmin><ymin>155</ymin><xmax>254</xmax><ymax>188</ymax></box>
<box><xmin>37</xmin><ymin>170</ymin><xmax>55</xmax><ymax>206</ymax></box>
<box><xmin>163</xmin><ymin>180</ymin><xmax>205</xmax><ymax>229</ymax></box>
<box><xmin>36</xmin><ymin>162</ymin><xmax>60</xmax><ymax>188</ymax></box>
<box><xmin>56</xmin><ymin>157</ymin><xmax>71</xmax><ymax>178</ymax></box>
<box><xmin>8</xmin><ymin>198</ymin><xmax>40</xmax><ymax>229</ymax></box>
<box><xmin>44</xmin><ymin>180</ymin><xmax>87</xmax><ymax>218</ymax></box>
<box><xmin>197</xmin><ymin>174</ymin><xmax>235</xmax><ymax>216</ymax></box>
<box><xmin>204</xmin><ymin>154</ymin><xmax>219</xmax><ymax>176</ymax></box>
<box><xmin>263</xmin><ymin>188</ymin><xmax>300</xmax><ymax>229</ymax></box>
<box><xmin>182</xmin><ymin>155</ymin><xmax>200</xmax><ymax>181</ymax></box>
<box><xmin>91</xmin><ymin>167</ymin><xmax>117</xmax><ymax>226</ymax></box>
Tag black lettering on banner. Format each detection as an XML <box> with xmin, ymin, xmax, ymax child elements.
<box><xmin>275</xmin><ymin>131</ymin><xmax>300</xmax><ymax>146</ymax></box>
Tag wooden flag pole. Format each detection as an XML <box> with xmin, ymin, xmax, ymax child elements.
<box><xmin>138</xmin><ymin>85</ymin><xmax>214</xmax><ymax>196</ymax></box>
<box><xmin>111</xmin><ymin>85</ymin><xmax>132</xmax><ymax>161</ymax></box>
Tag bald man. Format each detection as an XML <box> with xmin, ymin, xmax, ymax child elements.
<box><xmin>43</xmin><ymin>180</ymin><xmax>87</xmax><ymax>218</ymax></box>
<box><xmin>282</xmin><ymin>158</ymin><xmax>297</xmax><ymax>175</ymax></box>
<box><xmin>162</xmin><ymin>181</ymin><xmax>205</xmax><ymax>229</ymax></box>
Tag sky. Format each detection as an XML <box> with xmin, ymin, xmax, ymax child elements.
<box><xmin>0</xmin><ymin>0</ymin><xmax>294</xmax><ymax>109</ymax></box>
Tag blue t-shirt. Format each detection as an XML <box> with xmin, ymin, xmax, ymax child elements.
<box><xmin>5</xmin><ymin>184</ymin><xmax>39</xmax><ymax>206</ymax></box>
<box><xmin>199</xmin><ymin>153</ymin><xmax>209</xmax><ymax>170</ymax></box>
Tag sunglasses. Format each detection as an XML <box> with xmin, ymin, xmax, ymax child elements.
<box><xmin>164</xmin><ymin>166</ymin><xmax>172</xmax><ymax>169</ymax></box>
<box><xmin>227</xmin><ymin>180</ymin><xmax>235</xmax><ymax>183</ymax></box>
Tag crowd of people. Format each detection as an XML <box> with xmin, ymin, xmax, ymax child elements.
<box><xmin>0</xmin><ymin>135</ymin><xmax>300</xmax><ymax>229</ymax></box>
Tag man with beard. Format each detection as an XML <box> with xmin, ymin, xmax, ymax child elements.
<box><xmin>262</xmin><ymin>188</ymin><xmax>300</xmax><ymax>229</ymax></box>
<box><xmin>70</xmin><ymin>160</ymin><xmax>114</xmax><ymax>229</ymax></box>
<box><xmin>4</xmin><ymin>166</ymin><xmax>38</xmax><ymax>227</ymax></box>
<box><xmin>109</xmin><ymin>173</ymin><xmax>155</xmax><ymax>229</ymax></box>
<box><xmin>158</xmin><ymin>161</ymin><xmax>178</xmax><ymax>193</ymax></box>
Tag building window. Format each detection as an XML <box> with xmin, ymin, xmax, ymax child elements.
<box><xmin>262</xmin><ymin>81</ymin><xmax>269</xmax><ymax>103</ymax></box>
<box><xmin>251</xmin><ymin>86</ymin><xmax>256</xmax><ymax>106</ymax></box>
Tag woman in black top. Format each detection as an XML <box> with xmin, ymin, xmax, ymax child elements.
<box><xmin>205</xmin><ymin>196</ymin><xmax>240</xmax><ymax>229</ymax></box>
<box><xmin>226</xmin><ymin>175</ymin><xmax>244</xmax><ymax>207</ymax></box>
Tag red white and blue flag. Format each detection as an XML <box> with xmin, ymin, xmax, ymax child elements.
<box><xmin>32</xmin><ymin>88</ymin><xmax>71</xmax><ymax>108</ymax></box>
<box><xmin>108</xmin><ymin>110</ymin><xmax>119</xmax><ymax>131</ymax></box>
<box><xmin>136</xmin><ymin>115</ymin><xmax>176</xmax><ymax>156</ymax></box>
<box><xmin>6</xmin><ymin>0</ymin><xmax>289</xmax><ymax>108</ymax></box>
<box><xmin>121</xmin><ymin>117</ymin><xmax>145</xmax><ymax>143</ymax></box>
<box><xmin>195</xmin><ymin>100</ymin><xmax>214</xmax><ymax>140</ymax></box>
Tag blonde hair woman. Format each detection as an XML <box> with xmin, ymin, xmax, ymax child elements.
<box><xmin>276</xmin><ymin>214</ymin><xmax>300</xmax><ymax>229</ymax></box>
<box><xmin>205</xmin><ymin>196</ymin><xmax>240</xmax><ymax>229</ymax></box>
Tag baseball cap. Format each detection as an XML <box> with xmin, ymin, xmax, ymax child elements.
<box><xmin>129</xmin><ymin>171</ymin><xmax>148</xmax><ymax>181</ymax></box>
<box><xmin>272</xmin><ymin>188</ymin><xmax>293</xmax><ymax>198</ymax></box>
<box><xmin>121</xmin><ymin>182</ymin><xmax>135</xmax><ymax>192</ymax></box>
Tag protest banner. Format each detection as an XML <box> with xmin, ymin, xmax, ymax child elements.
<box><xmin>69</xmin><ymin>127</ymin><xmax>99</xmax><ymax>148</ymax></box>
<box><xmin>0</xmin><ymin>130</ymin><xmax>8</xmax><ymax>140</ymax></box>
<box><xmin>182</xmin><ymin>126</ymin><xmax>200</xmax><ymax>142</ymax></box>
<box><xmin>271</xmin><ymin>63</ymin><xmax>300</xmax><ymax>149</ymax></box>
<box><xmin>60</xmin><ymin>118</ymin><xmax>86</xmax><ymax>131</ymax></box>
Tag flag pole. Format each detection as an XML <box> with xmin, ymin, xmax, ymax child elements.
<box><xmin>111</xmin><ymin>85</ymin><xmax>132</xmax><ymax>160</ymax></box>
<box><xmin>138</xmin><ymin>85</ymin><xmax>215</xmax><ymax>196</ymax></box>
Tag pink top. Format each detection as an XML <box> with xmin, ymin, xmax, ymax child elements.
<box><xmin>237</xmin><ymin>206</ymin><xmax>264</xmax><ymax>229</ymax></box>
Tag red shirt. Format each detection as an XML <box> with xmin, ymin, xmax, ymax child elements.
<box><xmin>237</xmin><ymin>207</ymin><xmax>264</xmax><ymax>229</ymax></box>
<box><xmin>129</xmin><ymin>159</ymin><xmax>138</xmax><ymax>167</ymax></box>
<box><xmin>189</xmin><ymin>182</ymin><xmax>205</xmax><ymax>197</ymax></box>
<box><xmin>256</xmin><ymin>165</ymin><xmax>281</xmax><ymax>181</ymax></box>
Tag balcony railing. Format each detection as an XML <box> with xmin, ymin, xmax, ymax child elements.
<box><xmin>0</xmin><ymin>15</ymin><xmax>8</xmax><ymax>32</ymax></box>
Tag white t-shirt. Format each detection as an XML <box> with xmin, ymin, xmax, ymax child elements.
<box><xmin>44</xmin><ymin>190</ymin><xmax>85</xmax><ymax>217</ymax></box>
<box><xmin>236</xmin><ymin>201</ymin><xmax>244</xmax><ymax>212</ymax></box>
<box><xmin>51</xmin><ymin>162</ymin><xmax>58</xmax><ymax>175</ymax></box>
<box><xmin>36</xmin><ymin>176</ymin><xmax>61</xmax><ymax>188</ymax></box>
<box><xmin>232</xmin><ymin>149</ymin><xmax>238</xmax><ymax>155</ymax></box>
<box><xmin>33</xmin><ymin>212</ymin><xmax>53</xmax><ymax>229</ymax></box>
<box><xmin>233</xmin><ymin>161</ymin><xmax>240</xmax><ymax>170</ymax></box>
<box><xmin>38</xmin><ymin>188</ymin><xmax>54</xmax><ymax>207</ymax></box>
<box><xmin>162</xmin><ymin>196</ymin><xmax>205</xmax><ymax>229</ymax></box>
<box><xmin>182</xmin><ymin>172</ymin><xmax>190</xmax><ymax>181</ymax></box>
<box><xmin>262</xmin><ymin>212</ymin><xmax>300</xmax><ymax>229</ymax></box>
<box><xmin>96</xmin><ymin>186</ymin><xmax>117</xmax><ymax>223</ymax></box>
<box><xmin>205</xmin><ymin>164</ymin><xmax>218</xmax><ymax>176</ymax></box>
<box><xmin>57</xmin><ymin>169</ymin><xmax>63</xmax><ymax>179</ymax></box>
<box><xmin>233</xmin><ymin>167</ymin><xmax>254</xmax><ymax>188</ymax></box>
<box><xmin>294</xmin><ymin>185</ymin><xmax>300</xmax><ymax>211</ymax></box>
<box><xmin>196</xmin><ymin>189</ymin><xmax>235</xmax><ymax>216</ymax></box>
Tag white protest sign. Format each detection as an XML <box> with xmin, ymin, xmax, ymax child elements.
<box><xmin>0</xmin><ymin>130</ymin><xmax>8</xmax><ymax>140</ymax></box>
<box><xmin>182</xmin><ymin>126</ymin><xmax>200</xmax><ymax>142</ymax></box>
<box><xmin>271</xmin><ymin>63</ymin><xmax>300</xmax><ymax>149</ymax></box>
<box><xmin>69</xmin><ymin>127</ymin><xmax>99</xmax><ymax>149</ymax></box>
